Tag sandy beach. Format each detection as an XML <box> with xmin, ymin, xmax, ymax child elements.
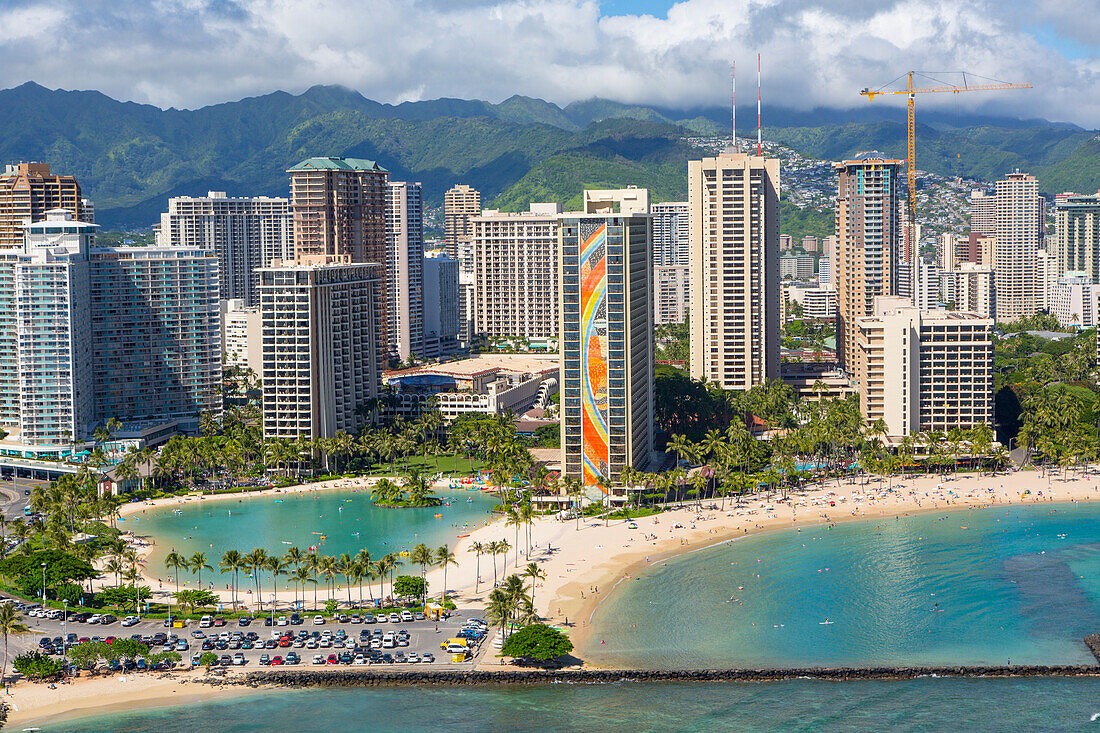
<box><xmin>3</xmin><ymin>667</ymin><xmax>263</xmax><ymax>729</ymax></box>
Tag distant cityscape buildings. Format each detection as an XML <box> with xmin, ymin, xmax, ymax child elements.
<box><xmin>443</xmin><ymin>184</ymin><xmax>480</xmax><ymax>260</ymax></box>
<box><xmin>651</xmin><ymin>201</ymin><xmax>689</xmax><ymax>266</ymax></box>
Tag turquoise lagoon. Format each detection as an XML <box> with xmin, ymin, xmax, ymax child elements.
<box><xmin>129</xmin><ymin>486</ymin><xmax>496</xmax><ymax>582</ymax></box>
<box><xmin>585</xmin><ymin>501</ymin><xmax>1100</xmax><ymax>668</ymax></box>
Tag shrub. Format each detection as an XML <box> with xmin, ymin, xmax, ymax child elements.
<box><xmin>13</xmin><ymin>651</ymin><xmax>64</xmax><ymax>680</ymax></box>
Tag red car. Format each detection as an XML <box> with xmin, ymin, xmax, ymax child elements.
<box><xmin>326</xmin><ymin>654</ymin><xmax>339</xmax><ymax>665</ymax></box>
<box><xmin>104</xmin><ymin>636</ymin><xmax>116</xmax><ymax>644</ymax></box>
<box><xmin>278</xmin><ymin>638</ymin><xmax>291</xmax><ymax>647</ymax></box>
<box><xmin>213</xmin><ymin>617</ymin><xmax>227</xmax><ymax>627</ymax></box>
<box><xmin>270</xmin><ymin>655</ymin><xmax>284</xmax><ymax>665</ymax></box>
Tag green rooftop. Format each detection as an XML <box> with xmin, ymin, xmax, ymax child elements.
<box><xmin>287</xmin><ymin>157</ymin><xmax>388</xmax><ymax>173</ymax></box>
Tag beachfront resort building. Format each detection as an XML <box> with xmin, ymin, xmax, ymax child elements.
<box><xmin>0</xmin><ymin>210</ymin><xmax>222</xmax><ymax>453</ymax></box>
<box><xmin>89</xmin><ymin>243</ymin><xmax>223</xmax><ymax>428</ymax></box>
<box><xmin>469</xmin><ymin>204</ymin><xmax>561</xmax><ymax>340</ymax></box>
<box><xmin>258</xmin><ymin>256</ymin><xmax>383</xmax><ymax>442</ymax></box>
<box><xmin>559</xmin><ymin>190</ymin><xmax>654</xmax><ymax>498</ymax></box>
<box><xmin>834</xmin><ymin>154</ymin><xmax>904</xmax><ymax>371</ymax></box>
<box><xmin>1050</xmin><ymin>273</ymin><xmax>1100</xmax><ymax>328</ymax></box>
<box><xmin>156</xmin><ymin>191</ymin><xmax>293</xmax><ymax>307</ymax></box>
<box><xmin>853</xmin><ymin>296</ymin><xmax>994</xmax><ymax>438</ymax></box>
<box><xmin>385</xmin><ymin>354</ymin><xmax>558</xmax><ymax>419</ymax></box>
<box><xmin>688</xmin><ymin>151</ymin><xmax>781</xmax><ymax>390</ymax></box>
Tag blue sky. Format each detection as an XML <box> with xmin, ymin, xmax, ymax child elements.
<box><xmin>0</xmin><ymin>0</ymin><xmax>1098</xmax><ymax>126</ymax></box>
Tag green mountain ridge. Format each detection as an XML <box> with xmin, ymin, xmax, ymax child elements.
<box><xmin>1</xmin><ymin>82</ymin><xmax>1097</xmax><ymax>229</ymax></box>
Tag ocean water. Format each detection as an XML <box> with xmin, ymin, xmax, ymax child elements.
<box><xmin>44</xmin><ymin>678</ymin><xmax>1100</xmax><ymax>732</ymax></box>
<box><xmin>128</xmin><ymin>487</ymin><xmax>495</xmax><ymax>584</ymax></box>
<box><xmin>585</xmin><ymin>501</ymin><xmax>1100</xmax><ymax>668</ymax></box>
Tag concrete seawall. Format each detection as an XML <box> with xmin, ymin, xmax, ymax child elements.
<box><xmin>229</xmin><ymin>666</ymin><xmax>1100</xmax><ymax>688</ymax></box>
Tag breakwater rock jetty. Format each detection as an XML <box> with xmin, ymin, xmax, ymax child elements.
<box><xmin>237</xmin><ymin>666</ymin><xmax>1100</xmax><ymax>688</ymax></box>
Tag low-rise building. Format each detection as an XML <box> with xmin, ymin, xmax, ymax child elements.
<box><xmin>385</xmin><ymin>354</ymin><xmax>559</xmax><ymax>419</ymax></box>
<box><xmin>780</xmin><ymin>254</ymin><xmax>815</xmax><ymax>280</ymax></box>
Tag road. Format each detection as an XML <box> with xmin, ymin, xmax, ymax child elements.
<box><xmin>13</xmin><ymin>606</ymin><xmax>492</xmax><ymax>670</ymax></box>
<box><xmin>0</xmin><ymin>476</ymin><xmax>41</xmax><ymax>521</ymax></box>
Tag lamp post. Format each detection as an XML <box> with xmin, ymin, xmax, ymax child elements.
<box><xmin>40</xmin><ymin>562</ymin><xmax>46</xmax><ymax>605</ymax></box>
<box><xmin>62</xmin><ymin>600</ymin><xmax>68</xmax><ymax>665</ymax></box>
<box><xmin>270</xmin><ymin>594</ymin><xmax>275</xmax><ymax>632</ymax></box>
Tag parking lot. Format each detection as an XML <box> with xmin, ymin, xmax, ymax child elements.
<box><xmin>13</xmin><ymin>602</ymin><xmax>493</xmax><ymax>672</ymax></box>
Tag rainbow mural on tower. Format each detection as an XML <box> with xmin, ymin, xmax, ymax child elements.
<box><xmin>579</xmin><ymin>221</ymin><xmax>610</xmax><ymax>490</ymax></box>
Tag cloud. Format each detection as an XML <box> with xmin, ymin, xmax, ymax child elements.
<box><xmin>0</xmin><ymin>0</ymin><xmax>1097</xmax><ymax>125</ymax></box>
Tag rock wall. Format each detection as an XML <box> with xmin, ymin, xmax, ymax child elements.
<box><xmin>236</xmin><ymin>666</ymin><xmax>1100</xmax><ymax>688</ymax></box>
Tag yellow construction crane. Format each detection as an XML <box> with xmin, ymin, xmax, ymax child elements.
<box><xmin>860</xmin><ymin>71</ymin><xmax>1032</xmax><ymax>234</ymax></box>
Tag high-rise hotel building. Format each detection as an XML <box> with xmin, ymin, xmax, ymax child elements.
<box><xmin>688</xmin><ymin>151</ymin><xmax>780</xmax><ymax>390</ymax></box>
<box><xmin>1</xmin><ymin>209</ymin><xmax>221</xmax><ymax>449</ymax></box>
<box><xmin>90</xmin><ymin>245</ymin><xmax>222</xmax><ymax>424</ymax></box>
<box><xmin>854</xmin><ymin>297</ymin><xmax>993</xmax><ymax>438</ymax></box>
<box><xmin>385</xmin><ymin>181</ymin><xmax>424</xmax><ymax>361</ymax></box>
<box><xmin>834</xmin><ymin>154</ymin><xmax>903</xmax><ymax>371</ymax></box>
<box><xmin>470</xmin><ymin>204</ymin><xmax>561</xmax><ymax>340</ymax></box>
<box><xmin>1054</xmin><ymin>193</ymin><xmax>1100</xmax><ymax>283</ymax></box>
<box><xmin>157</xmin><ymin>191</ymin><xmax>293</xmax><ymax>307</ymax></box>
<box><xmin>0</xmin><ymin>163</ymin><xmax>88</xmax><ymax>249</ymax></box>
<box><xmin>559</xmin><ymin>190</ymin><xmax>654</xmax><ymax>497</ymax></box>
<box><xmin>259</xmin><ymin>256</ymin><xmax>383</xmax><ymax>442</ymax></box>
<box><xmin>970</xmin><ymin>172</ymin><xmax>1044</xmax><ymax>321</ymax></box>
<box><xmin>443</xmin><ymin>184</ymin><xmax>480</xmax><ymax>260</ymax></box>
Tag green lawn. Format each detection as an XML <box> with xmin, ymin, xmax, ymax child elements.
<box><xmin>361</xmin><ymin>454</ymin><xmax>489</xmax><ymax>477</ymax></box>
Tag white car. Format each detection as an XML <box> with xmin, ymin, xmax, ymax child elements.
<box><xmin>312</xmin><ymin>615</ymin><xmax>325</xmax><ymax>625</ymax></box>
<box><xmin>276</xmin><ymin>616</ymin><xmax>288</xmax><ymax>626</ymax></box>
<box><xmin>400</xmin><ymin>611</ymin><xmax>414</xmax><ymax>622</ymax></box>
<box><xmin>406</xmin><ymin>653</ymin><xmax>420</xmax><ymax>664</ymax></box>
<box><xmin>353</xmin><ymin>654</ymin><xmax>367</xmax><ymax>665</ymax></box>
<box><xmin>387</xmin><ymin>613</ymin><xmax>400</xmax><ymax>623</ymax></box>
<box><xmin>382</xmin><ymin>633</ymin><xmax>396</xmax><ymax>649</ymax></box>
<box><xmin>312</xmin><ymin>654</ymin><xmax>324</xmax><ymax>665</ymax></box>
<box><xmin>122</xmin><ymin>616</ymin><xmax>140</xmax><ymax>627</ymax></box>
<box><xmin>232</xmin><ymin>652</ymin><xmax>246</xmax><ymax>665</ymax></box>
<box><xmin>87</xmin><ymin>614</ymin><xmax>102</xmax><ymax>624</ymax></box>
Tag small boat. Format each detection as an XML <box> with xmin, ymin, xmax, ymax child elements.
<box><xmin>457</xmin><ymin>534</ymin><xmax>470</xmax><ymax>538</ymax></box>
<box><xmin>434</xmin><ymin>513</ymin><xmax>443</xmax><ymax>518</ymax></box>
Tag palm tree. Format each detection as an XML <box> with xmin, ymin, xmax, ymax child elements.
<box><xmin>337</xmin><ymin>553</ymin><xmax>356</xmax><ymax>607</ymax></box>
<box><xmin>505</xmin><ymin>508</ymin><xmax>523</xmax><ymax>568</ymax></box>
<box><xmin>245</xmin><ymin>548</ymin><xmax>269</xmax><ymax>613</ymax></box>
<box><xmin>486</xmin><ymin>588</ymin><xmax>513</xmax><ymax>646</ymax></box>
<box><xmin>220</xmin><ymin>550</ymin><xmax>244</xmax><ymax>611</ymax></box>
<box><xmin>164</xmin><ymin>549</ymin><xmax>186</xmax><ymax>596</ymax></box>
<box><xmin>354</xmin><ymin>549</ymin><xmax>375</xmax><ymax>604</ymax></box>
<box><xmin>291</xmin><ymin>566</ymin><xmax>312</xmax><ymax>609</ymax></box>
<box><xmin>411</xmin><ymin>543</ymin><xmax>434</xmax><ymax>599</ymax></box>
<box><xmin>435</xmin><ymin>544</ymin><xmax>458</xmax><ymax>604</ymax></box>
<box><xmin>469</xmin><ymin>542</ymin><xmax>486</xmax><ymax>592</ymax></box>
<box><xmin>304</xmin><ymin>553</ymin><xmax>321</xmax><ymax>612</ymax></box>
<box><xmin>189</xmin><ymin>552</ymin><xmax>212</xmax><ymax>588</ymax></box>
<box><xmin>319</xmin><ymin>555</ymin><xmax>338</xmax><ymax>605</ymax></box>
<box><xmin>0</xmin><ymin>604</ymin><xmax>28</xmax><ymax>687</ymax></box>
<box><xmin>521</xmin><ymin>562</ymin><xmax>546</xmax><ymax>616</ymax></box>
<box><xmin>283</xmin><ymin>546</ymin><xmax>306</xmax><ymax>573</ymax></box>
<box><xmin>265</xmin><ymin>556</ymin><xmax>288</xmax><ymax>610</ymax></box>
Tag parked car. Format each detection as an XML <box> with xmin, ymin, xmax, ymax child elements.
<box><xmin>313</xmin><ymin>615</ymin><xmax>325</xmax><ymax>625</ymax></box>
<box><xmin>285</xmin><ymin>652</ymin><xmax>300</xmax><ymax>665</ymax></box>
<box><xmin>259</xmin><ymin>654</ymin><xmax>270</xmax><ymax>665</ymax></box>
<box><xmin>232</xmin><ymin>652</ymin><xmax>246</xmax><ymax>665</ymax></box>
<box><xmin>312</xmin><ymin>654</ymin><xmax>324</xmax><ymax>665</ymax></box>
<box><xmin>199</xmin><ymin>615</ymin><xmax>213</xmax><ymax>628</ymax></box>
<box><xmin>213</xmin><ymin>617</ymin><xmax>226</xmax><ymax>627</ymax></box>
<box><xmin>400</xmin><ymin>611</ymin><xmax>414</xmax><ymax>622</ymax></box>
<box><xmin>238</xmin><ymin>617</ymin><xmax>252</xmax><ymax>627</ymax></box>
<box><xmin>122</xmin><ymin>615</ymin><xmax>140</xmax><ymax>627</ymax></box>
